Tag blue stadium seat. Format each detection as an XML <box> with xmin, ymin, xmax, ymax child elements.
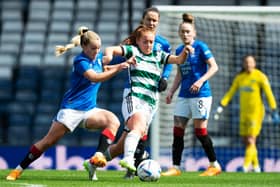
<box><xmin>0</xmin><ymin>79</ymin><xmax>13</xmax><ymax>101</ymax></box>
<box><xmin>19</xmin><ymin>54</ymin><xmax>42</xmax><ymax>66</ymax></box>
<box><xmin>7</xmin><ymin>113</ymin><xmax>33</xmax><ymax>145</ymax></box>
<box><xmin>57</xmin><ymin>133</ymin><xmax>79</xmax><ymax>146</ymax></box>
<box><xmin>15</xmin><ymin>90</ymin><xmax>38</xmax><ymax>103</ymax></box>
<box><xmin>8</xmin><ymin>113</ymin><xmax>33</xmax><ymax>126</ymax></box>
<box><xmin>0</xmin><ymin>54</ymin><xmax>17</xmax><ymax>66</ymax></box>
<box><xmin>39</xmin><ymin>89</ymin><xmax>62</xmax><ymax>105</ymax></box>
<box><xmin>108</xmin><ymin>102</ymin><xmax>122</xmax><ymax>118</ymax></box>
<box><xmin>36</xmin><ymin>102</ymin><xmax>58</xmax><ymax>115</ymax></box>
<box><xmin>41</xmin><ymin>78</ymin><xmax>64</xmax><ymax>93</ymax></box>
<box><xmin>79</xmin><ymin>129</ymin><xmax>100</xmax><ymax>146</ymax></box>
<box><xmin>32</xmin><ymin>113</ymin><xmax>53</xmax><ymax>142</ymax></box>
<box><xmin>15</xmin><ymin>77</ymin><xmax>38</xmax><ymax>91</ymax></box>
<box><xmin>7</xmin><ymin>125</ymin><xmax>31</xmax><ymax>145</ymax></box>
<box><xmin>7</xmin><ymin>102</ymin><xmax>35</xmax><ymax>115</ymax></box>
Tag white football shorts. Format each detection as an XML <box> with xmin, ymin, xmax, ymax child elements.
<box><xmin>122</xmin><ymin>88</ymin><xmax>157</xmax><ymax>132</ymax></box>
<box><xmin>55</xmin><ymin>108</ymin><xmax>103</xmax><ymax>132</ymax></box>
<box><xmin>174</xmin><ymin>96</ymin><xmax>212</xmax><ymax>119</ymax></box>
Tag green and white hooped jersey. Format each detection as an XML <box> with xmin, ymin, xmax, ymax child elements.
<box><xmin>122</xmin><ymin>45</ymin><xmax>170</xmax><ymax>108</ymax></box>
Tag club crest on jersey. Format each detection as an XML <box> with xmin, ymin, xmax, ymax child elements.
<box><xmin>190</xmin><ymin>49</ymin><xmax>195</xmax><ymax>58</ymax></box>
<box><xmin>155</xmin><ymin>43</ymin><xmax>162</xmax><ymax>51</ymax></box>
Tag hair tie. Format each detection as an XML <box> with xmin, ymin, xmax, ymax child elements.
<box><xmin>81</xmin><ymin>28</ymin><xmax>89</xmax><ymax>34</ymax></box>
<box><xmin>78</xmin><ymin>26</ymin><xmax>89</xmax><ymax>35</ymax></box>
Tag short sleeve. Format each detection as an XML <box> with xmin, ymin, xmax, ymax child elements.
<box><xmin>75</xmin><ymin>60</ymin><xmax>91</xmax><ymax>75</ymax></box>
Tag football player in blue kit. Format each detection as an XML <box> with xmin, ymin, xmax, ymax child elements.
<box><xmin>6</xmin><ymin>27</ymin><xmax>135</xmax><ymax>181</ymax></box>
<box><xmin>161</xmin><ymin>13</ymin><xmax>222</xmax><ymax>177</ymax></box>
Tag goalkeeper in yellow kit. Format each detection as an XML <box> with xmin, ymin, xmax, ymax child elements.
<box><xmin>215</xmin><ymin>55</ymin><xmax>280</xmax><ymax>172</ymax></box>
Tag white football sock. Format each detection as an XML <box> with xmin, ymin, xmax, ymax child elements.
<box><xmin>124</xmin><ymin>132</ymin><xmax>141</xmax><ymax>160</ymax></box>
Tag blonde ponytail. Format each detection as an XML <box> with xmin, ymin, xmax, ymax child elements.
<box><xmin>55</xmin><ymin>26</ymin><xmax>89</xmax><ymax>57</ymax></box>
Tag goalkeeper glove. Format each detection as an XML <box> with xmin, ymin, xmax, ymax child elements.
<box><xmin>214</xmin><ymin>105</ymin><xmax>224</xmax><ymax>120</ymax></box>
<box><xmin>271</xmin><ymin>110</ymin><xmax>280</xmax><ymax>125</ymax></box>
<box><xmin>158</xmin><ymin>77</ymin><xmax>168</xmax><ymax>92</ymax></box>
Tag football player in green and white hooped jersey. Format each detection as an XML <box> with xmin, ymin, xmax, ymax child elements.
<box><xmin>85</xmin><ymin>25</ymin><xmax>194</xmax><ymax>177</ymax></box>
<box><xmin>111</xmin><ymin>8</ymin><xmax>174</xmax><ymax>179</ymax></box>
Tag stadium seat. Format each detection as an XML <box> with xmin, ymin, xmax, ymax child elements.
<box><xmin>32</xmin><ymin>126</ymin><xmax>51</xmax><ymax>142</ymax></box>
<box><xmin>1</xmin><ymin>10</ymin><xmax>23</xmax><ymax>21</ymax></box>
<box><xmin>42</xmin><ymin>66</ymin><xmax>66</xmax><ymax>78</ymax></box>
<box><xmin>76</xmin><ymin>10</ymin><xmax>96</xmax><ymax>22</ymax></box>
<box><xmin>79</xmin><ymin>129</ymin><xmax>100</xmax><ymax>146</ymax></box>
<box><xmin>47</xmin><ymin>33</ymin><xmax>70</xmax><ymax>45</ymax></box>
<box><xmin>19</xmin><ymin>54</ymin><xmax>42</xmax><ymax>66</ymax></box>
<box><xmin>43</xmin><ymin>54</ymin><xmax>66</xmax><ymax>66</ymax></box>
<box><xmin>33</xmin><ymin>113</ymin><xmax>53</xmax><ymax>127</ymax></box>
<box><xmin>0</xmin><ymin>79</ymin><xmax>13</xmax><ymax>101</ymax></box>
<box><xmin>15</xmin><ymin>66</ymin><xmax>40</xmax><ymax>89</ymax></box>
<box><xmin>0</xmin><ymin>32</ymin><xmax>22</xmax><ymax>45</ymax></box>
<box><xmin>7</xmin><ymin>125</ymin><xmax>32</xmax><ymax>145</ymax></box>
<box><xmin>39</xmin><ymin>89</ymin><xmax>62</xmax><ymax>104</ymax></box>
<box><xmin>26</xmin><ymin>21</ymin><xmax>48</xmax><ymax>33</ymax></box>
<box><xmin>7</xmin><ymin>101</ymin><xmax>35</xmax><ymax>115</ymax></box>
<box><xmin>2</xmin><ymin>21</ymin><xmax>23</xmax><ymax>33</ymax></box>
<box><xmin>0</xmin><ymin>44</ymin><xmax>21</xmax><ymax>57</ymax></box>
<box><xmin>36</xmin><ymin>102</ymin><xmax>58</xmax><ymax>115</ymax></box>
<box><xmin>99</xmin><ymin>10</ymin><xmax>120</xmax><ymax>22</ymax></box>
<box><xmin>50</xmin><ymin>21</ymin><xmax>72</xmax><ymax>33</ymax></box>
<box><xmin>0</xmin><ymin>65</ymin><xmax>14</xmax><ymax>102</ymax></box>
<box><xmin>27</xmin><ymin>0</ymin><xmax>51</xmax><ymax>22</ymax></box>
<box><xmin>9</xmin><ymin>113</ymin><xmax>32</xmax><ymax>128</ymax></box>
<box><xmin>22</xmin><ymin>43</ymin><xmax>45</xmax><ymax>55</ymax></box>
<box><xmin>17</xmin><ymin>65</ymin><xmax>40</xmax><ymax>77</ymax></box>
<box><xmin>15</xmin><ymin>90</ymin><xmax>37</xmax><ymax>103</ymax></box>
<box><xmin>15</xmin><ymin>77</ymin><xmax>38</xmax><ymax>91</ymax></box>
<box><xmin>0</xmin><ymin>54</ymin><xmax>17</xmax><ymax>67</ymax></box>
<box><xmin>52</xmin><ymin>10</ymin><xmax>74</xmax><ymax>22</ymax></box>
<box><xmin>77</xmin><ymin>0</ymin><xmax>98</xmax><ymax>10</ymax></box>
<box><xmin>53</xmin><ymin>0</ymin><xmax>74</xmax><ymax>10</ymax></box>
<box><xmin>57</xmin><ymin>133</ymin><xmax>79</xmax><ymax>146</ymax></box>
<box><xmin>29</xmin><ymin>0</ymin><xmax>51</xmax><ymax>10</ymax></box>
<box><xmin>2</xmin><ymin>0</ymin><xmax>24</xmax><ymax>9</ymax></box>
<box><xmin>23</xmin><ymin>32</ymin><xmax>46</xmax><ymax>44</ymax></box>
<box><xmin>28</xmin><ymin>9</ymin><xmax>50</xmax><ymax>22</ymax></box>
<box><xmin>107</xmin><ymin>102</ymin><xmax>122</xmax><ymax>117</ymax></box>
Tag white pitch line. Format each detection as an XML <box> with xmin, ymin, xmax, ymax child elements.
<box><xmin>2</xmin><ymin>182</ymin><xmax>47</xmax><ymax>187</ymax></box>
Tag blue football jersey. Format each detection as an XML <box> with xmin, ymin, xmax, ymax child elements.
<box><xmin>176</xmin><ymin>40</ymin><xmax>214</xmax><ymax>98</ymax></box>
<box><xmin>60</xmin><ymin>52</ymin><xmax>103</xmax><ymax>110</ymax></box>
<box><xmin>154</xmin><ymin>35</ymin><xmax>172</xmax><ymax>79</ymax></box>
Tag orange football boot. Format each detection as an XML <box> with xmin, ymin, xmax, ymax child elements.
<box><xmin>199</xmin><ymin>166</ymin><xmax>221</xmax><ymax>176</ymax></box>
<box><xmin>6</xmin><ymin>169</ymin><xmax>22</xmax><ymax>181</ymax></box>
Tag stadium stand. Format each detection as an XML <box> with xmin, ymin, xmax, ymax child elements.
<box><xmin>0</xmin><ymin>0</ymin><xmax>130</xmax><ymax>146</ymax></box>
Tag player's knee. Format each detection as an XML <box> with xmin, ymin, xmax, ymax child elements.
<box><xmin>106</xmin><ymin>115</ymin><xmax>120</xmax><ymax>132</ymax></box>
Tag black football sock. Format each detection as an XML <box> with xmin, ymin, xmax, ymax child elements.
<box><xmin>172</xmin><ymin>136</ymin><xmax>184</xmax><ymax>166</ymax></box>
<box><xmin>20</xmin><ymin>145</ymin><xmax>43</xmax><ymax>169</ymax></box>
<box><xmin>172</xmin><ymin>126</ymin><xmax>185</xmax><ymax>166</ymax></box>
<box><xmin>196</xmin><ymin>134</ymin><xmax>217</xmax><ymax>162</ymax></box>
<box><xmin>96</xmin><ymin>128</ymin><xmax>115</xmax><ymax>153</ymax></box>
<box><xmin>134</xmin><ymin>138</ymin><xmax>148</xmax><ymax>168</ymax></box>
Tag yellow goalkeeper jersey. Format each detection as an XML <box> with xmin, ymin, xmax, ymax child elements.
<box><xmin>220</xmin><ymin>69</ymin><xmax>277</xmax><ymax>136</ymax></box>
<box><xmin>221</xmin><ymin>69</ymin><xmax>276</xmax><ymax>111</ymax></box>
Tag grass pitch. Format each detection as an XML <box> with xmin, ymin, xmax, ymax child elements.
<box><xmin>0</xmin><ymin>169</ymin><xmax>279</xmax><ymax>187</ymax></box>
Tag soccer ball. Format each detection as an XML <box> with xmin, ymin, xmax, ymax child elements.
<box><xmin>137</xmin><ymin>159</ymin><xmax>161</xmax><ymax>182</ymax></box>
